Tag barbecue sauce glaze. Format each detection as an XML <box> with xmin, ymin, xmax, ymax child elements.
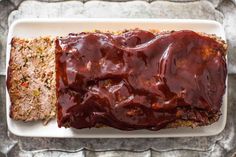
<box><xmin>55</xmin><ymin>30</ymin><xmax>226</xmax><ymax>130</ymax></box>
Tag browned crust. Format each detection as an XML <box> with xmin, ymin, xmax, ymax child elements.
<box><xmin>92</xmin><ymin>111</ymin><xmax>220</xmax><ymax>129</ymax></box>
<box><xmin>166</xmin><ymin>112</ymin><xmax>221</xmax><ymax>129</ymax></box>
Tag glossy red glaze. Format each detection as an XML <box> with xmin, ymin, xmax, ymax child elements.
<box><xmin>55</xmin><ymin>30</ymin><xmax>226</xmax><ymax>130</ymax></box>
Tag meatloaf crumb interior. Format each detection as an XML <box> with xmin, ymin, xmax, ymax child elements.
<box><xmin>7</xmin><ymin>37</ymin><xmax>56</xmax><ymax>124</ymax></box>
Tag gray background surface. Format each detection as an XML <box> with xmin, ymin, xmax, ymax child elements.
<box><xmin>0</xmin><ymin>0</ymin><xmax>236</xmax><ymax>156</ymax></box>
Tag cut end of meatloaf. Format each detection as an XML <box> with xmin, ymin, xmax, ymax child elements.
<box><xmin>7</xmin><ymin>37</ymin><xmax>56</xmax><ymax>124</ymax></box>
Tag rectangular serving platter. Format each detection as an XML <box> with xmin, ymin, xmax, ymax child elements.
<box><xmin>6</xmin><ymin>18</ymin><xmax>227</xmax><ymax>138</ymax></box>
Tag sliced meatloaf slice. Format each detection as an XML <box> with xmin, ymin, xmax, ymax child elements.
<box><xmin>7</xmin><ymin>37</ymin><xmax>56</xmax><ymax>124</ymax></box>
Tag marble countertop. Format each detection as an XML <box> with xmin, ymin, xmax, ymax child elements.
<box><xmin>0</xmin><ymin>0</ymin><xmax>236</xmax><ymax>156</ymax></box>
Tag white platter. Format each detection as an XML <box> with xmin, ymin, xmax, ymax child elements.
<box><xmin>6</xmin><ymin>18</ymin><xmax>227</xmax><ymax>138</ymax></box>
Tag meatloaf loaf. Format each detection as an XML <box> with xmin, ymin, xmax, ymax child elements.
<box><xmin>55</xmin><ymin>29</ymin><xmax>227</xmax><ymax>130</ymax></box>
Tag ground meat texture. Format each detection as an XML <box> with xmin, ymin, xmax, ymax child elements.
<box><xmin>7</xmin><ymin>37</ymin><xmax>56</xmax><ymax>124</ymax></box>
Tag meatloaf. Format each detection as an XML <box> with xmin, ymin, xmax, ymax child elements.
<box><xmin>55</xmin><ymin>29</ymin><xmax>227</xmax><ymax>130</ymax></box>
<box><xmin>7</xmin><ymin>37</ymin><xmax>56</xmax><ymax>123</ymax></box>
<box><xmin>7</xmin><ymin>29</ymin><xmax>227</xmax><ymax>131</ymax></box>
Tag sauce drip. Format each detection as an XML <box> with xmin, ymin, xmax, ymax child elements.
<box><xmin>55</xmin><ymin>30</ymin><xmax>226</xmax><ymax>130</ymax></box>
